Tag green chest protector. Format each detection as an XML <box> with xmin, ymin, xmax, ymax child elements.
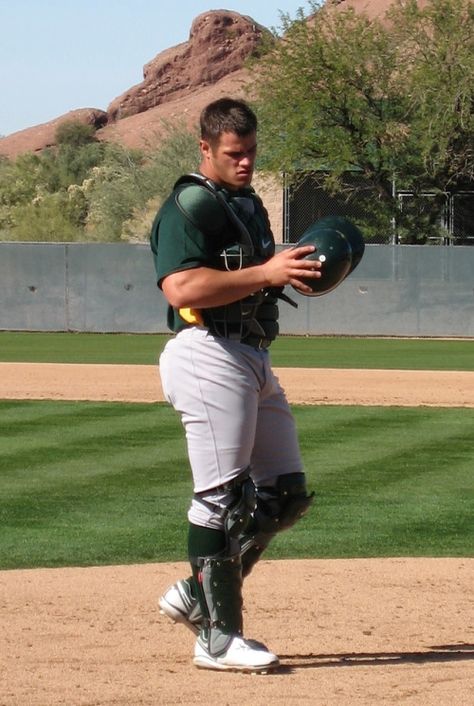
<box><xmin>173</xmin><ymin>173</ymin><xmax>296</xmax><ymax>350</ymax></box>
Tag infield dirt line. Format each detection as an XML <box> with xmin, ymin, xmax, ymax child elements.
<box><xmin>0</xmin><ymin>362</ymin><xmax>473</xmax><ymax>407</ymax></box>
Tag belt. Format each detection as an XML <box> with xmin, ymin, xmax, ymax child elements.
<box><xmin>200</xmin><ymin>323</ymin><xmax>273</xmax><ymax>350</ymax></box>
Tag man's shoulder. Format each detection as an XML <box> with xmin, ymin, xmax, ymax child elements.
<box><xmin>151</xmin><ymin>176</ymin><xmax>227</xmax><ymax>247</ymax></box>
<box><xmin>173</xmin><ymin>176</ymin><xmax>229</xmax><ymax>235</ymax></box>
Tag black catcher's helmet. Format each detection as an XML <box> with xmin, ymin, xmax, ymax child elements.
<box><xmin>293</xmin><ymin>216</ymin><xmax>365</xmax><ymax>296</ymax></box>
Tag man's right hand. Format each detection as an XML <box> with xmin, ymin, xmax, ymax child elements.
<box><xmin>262</xmin><ymin>245</ymin><xmax>322</xmax><ymax>295</ymax></box>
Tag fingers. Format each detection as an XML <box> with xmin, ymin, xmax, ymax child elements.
<box><xmin>290</xmin><ymin>280</ymin><xmax>316</xmax><ymax>294</ymax></box>
<box><xmin>278</xmin><ymin>245</ymin><xmax>320</xmax><ymax>266</ymax></box>
<box><xmin>262</xmin><ymin>245</ymin><xmax>323</xmax><ymax>288</ymax></box>
<box><xmin>286</xmin><ymin>246</ymin><xmax>322</xmax><ymax>290</ymax></box>
<box><xmin>289</xmin><ymin>246</ymin><xmax>322</xmax><ymax>274</ymax></box>
<box><xmin>290</xmin><ymin>244</ymin><xmax>318</xmax><ymax>258</ymax></box>
<box><xmin>290</xmin><ymin>267</ymin><xmax>321</xmax><ymax>292</ymax></box>
<box><xmin>291</xmin><ymin>278</ymin><xmax>318</xmax><ymax>294</ymax></box>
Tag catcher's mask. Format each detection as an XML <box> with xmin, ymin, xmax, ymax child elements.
<box><xmin>293</xmin><ymin>216</ymin><xmax>365</xmax><ymax>296</ymax></box>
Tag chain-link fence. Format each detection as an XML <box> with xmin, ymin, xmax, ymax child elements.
<box><xmin>452</xmin><ymin>192</ymin><xmax>474</xmax><ymax>244</ymax></box>
<box><xmin>397</xmin><ymin>191</ymin><xmax>450</xmax><ymax>244</ymax></box>
<box><xmin>283</xmin><ymin>172</ymin><xmax>474</xmax><ymax>245</ymax></box>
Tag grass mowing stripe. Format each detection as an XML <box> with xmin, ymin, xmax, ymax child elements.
<box><xmin>1</xmin><ymin>401</ymin><xmax>185</xmax><ymax>487</ymax></box>
<box><xmin>1</xmin><ymin>403</ymin><xmax>169</xmax><ymax>454</ymax></box>
<box><xmin>288</xmin><ymin>406</ymin><xmax>474</xmax><ymax>559</ymax></box>
<box><xmin>3</xmin><ymin>460</ymin><xmax>191</xmax><ymax>528</ymax></box>
<box><xmin>0</xmin><ymin>400</ymin><xmax>150</xmax><ymax>429</ymax></box>
<box><xmin>297</xmin><ymin>406</ymin><xmax>464</xmax><ymax>481</ymax></box>
<box><xmin>1</xmin><ymin>401</ymin><xmax>190</xmax><ymax>567</ymax></box>
<box><xmin>1</xmin><ymin>331</ymin><xmax>473</xmax><ymax>370</ymax></box>
<box><xmin>1</xmin><ymin>401</ymin><xmax>473</xmax><ymax>568</ymax></box>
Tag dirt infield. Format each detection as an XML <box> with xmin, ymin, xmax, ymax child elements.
<box><xmin>1</xmin><ymin>362</ymin><xmax>474</xmax><ymax>406</ymax></box>
<box><xmin>1</xmin><ymin>363</ymin><xmax>473</xmax><ymax>705</ymax></box>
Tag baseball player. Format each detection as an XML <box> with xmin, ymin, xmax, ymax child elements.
<box><xmin>150</xmin><ymin>97</ymin><xmax>320</xmax><ymax>672</ymax></box>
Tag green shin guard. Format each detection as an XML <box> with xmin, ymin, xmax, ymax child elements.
<box><xmin>188</xmin><ymin>523</ymin><xmax>244</xmax><ymax>657</ymax></box>
<box><xmin>201</xmin><ymin>553</ymin><xmax>244</xmax><ymax>633</ymax></box>
<box><xmin>191</xmin><ymin>555</ymin><xmax>244</xmax><ymax>657</ymax></box>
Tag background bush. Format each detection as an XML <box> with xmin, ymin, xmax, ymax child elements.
<box><xmin>0</xmin><ymin>121</ymin><xmax>200</xmax><ymax>244</ymax></box>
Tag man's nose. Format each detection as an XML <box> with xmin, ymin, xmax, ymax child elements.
<box><xmin>240</xmin><ymin>153</ymin><xmax>254</xmax><ymax>165</ymax></box>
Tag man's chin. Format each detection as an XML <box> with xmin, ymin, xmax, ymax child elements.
<box><xmin>225</xmin><ymin>177</ymin><xmax>252</xmax><ymax>190</ymax></box>
<box><xmin>235</xmin><ymin>174</ymin><xmax>252</xmax><ymax>187</ymax></box>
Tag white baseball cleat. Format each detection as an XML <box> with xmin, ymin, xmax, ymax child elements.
<box><xmin>159</xmin><ymin>579</ymin><xmax>202</xmax><ymax>635</ymax></box>
<box><xmin>194</xmin><ymin>634</ymin><xmax>280</xmax><ymax>673</ymax></box>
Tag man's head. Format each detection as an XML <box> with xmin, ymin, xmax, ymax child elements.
<box><xmin>199</xmin><ymin>98</ymin><xmax>258</xmax><ymax>190</ymax></box>
<box><xmin>200</xmin><ymin>97</ymin><xmax>257</xmax><ymax>143</ymax></box>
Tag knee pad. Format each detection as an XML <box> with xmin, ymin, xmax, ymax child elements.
<box><xmin>253</xmin><ymin>472</ymin><xmax>314</xmax><ymax>536</ymax></box>
<box><xmin>239</xmin><ymin>472</ymin><xmax>314</xmax><ymax>578</ymax></box>
<box><xmin>191</xmin><ymin>472</ymin><xmax>256</xmax><ymax>556</ymax></box>
<box><xmin>224</xmin><ymin>475</ymin><xmax>256</xmax><ymax>540</ymax></box>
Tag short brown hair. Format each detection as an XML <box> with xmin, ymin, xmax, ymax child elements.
<box><xmin>200</xmin><ymin>98</ymin><xmax>257</xmax><ymax>144</ymax></box>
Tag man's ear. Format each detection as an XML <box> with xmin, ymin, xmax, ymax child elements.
<box><xmin>199</xmin><ymin>139</ymin><xmax>211</xmax><ymax>160</ymax></box>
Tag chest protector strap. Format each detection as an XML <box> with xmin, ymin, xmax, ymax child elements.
<box><xmin>174</xmin><ymin>173</ymin><xmax>255</xmax><ymax>258</ymax></box>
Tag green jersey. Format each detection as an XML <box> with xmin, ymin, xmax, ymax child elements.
<box><xmin>150</xmin><ymin>174</ymin><xmax>280</xmax><ymax>347</ymax></box>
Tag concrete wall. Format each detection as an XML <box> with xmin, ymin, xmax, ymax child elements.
<box><xmin>0</xmin><ymin>242</ymin><xmax>164</xmax><ymax>333</ymax></box>
<box><xmin>288</xmin><ymin>244</ymin><xmax>474</xmax><ymax>337</ymax></box>
<box><xmin>1</xmin><ymin>242</ymin><xmax>473</xmax><ymax>337</ymax></box>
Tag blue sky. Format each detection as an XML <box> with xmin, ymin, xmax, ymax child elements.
<box><xmin>0</xmin><ymin>0</ymin><xmax>314</xmax><ymax>136</ymax></box>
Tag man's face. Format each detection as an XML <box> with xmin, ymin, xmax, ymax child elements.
<box><xmin>199</xmin><ymin>131</ymin><xmax>257</xmax><ymax>190</ymax></box>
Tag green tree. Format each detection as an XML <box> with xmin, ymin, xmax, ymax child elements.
<box><xmin>52</xmin><ymin>121</ymin><xmax>105</xmax><ymax>189</ymax></box>
<box><xmin>0</xmin><ymin>129</ymin><xmax>104</xmax><ymax>241</ymax></box>
<box><xmin>0</xmin><ymin>154</ymin><xmax>50</xmax><ymax>236</ymax></box>
<box><xmin>391</xmin><ymin>0</ymin><xmax>474</xmax><ymax>188</ymax></box>
<box><xmin>55</xmin><ymin>121</ymin><xmax>97</xmax><ymax>147</ymax></box>
<box><xmin>253</xmin><ymin>0</ymin><xmax>474</xmax><ymax>242</ymax></box>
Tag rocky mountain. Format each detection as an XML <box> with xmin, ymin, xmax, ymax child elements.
<box><xmin>0</xmin><ymin>1</ymin><xmax>405</xmax><ymax>159</ymax></box>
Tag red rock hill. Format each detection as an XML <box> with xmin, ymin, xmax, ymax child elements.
<box><xmin>0</xmin><ymin>1</ymin><xmax>410</xmax><ymax>159</ymax></box>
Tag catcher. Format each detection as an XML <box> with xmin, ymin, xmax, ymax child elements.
<box><xmin>150</xmin><ymin>97</ymin><xmax>321</xmax><ymax>673</ymax></box>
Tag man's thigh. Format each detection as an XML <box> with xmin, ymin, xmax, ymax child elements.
<box><xmin>250</xmin><ymin>371</ymin><xmax>303</xmax><ymax>486</ymax></box>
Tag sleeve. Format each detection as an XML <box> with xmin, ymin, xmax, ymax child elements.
<box><xmin>151</xmin><ymin>196</ymin><xmax>213</xmax><ymax>288</ymax></box>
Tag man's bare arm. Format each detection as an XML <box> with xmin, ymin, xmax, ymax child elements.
<box><xmin>161</xmin><ymin>245</ymin><xmax>322</xmax><ymax>308</ymax></box>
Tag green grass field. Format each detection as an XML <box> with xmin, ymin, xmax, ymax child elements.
<box><xmin>1</xmin><ymin>399</ymin><xmax>473</xmax><ymax>569</ymax></box>
<box><xmin>1</xmin><ymin>333</ymin><xmax>473</xmax><ymax>569</ymax></box>
<box><xmin>1</xmin><ymin>331</ymin><xmax>473</xmax><ymax>369</ymax></box>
